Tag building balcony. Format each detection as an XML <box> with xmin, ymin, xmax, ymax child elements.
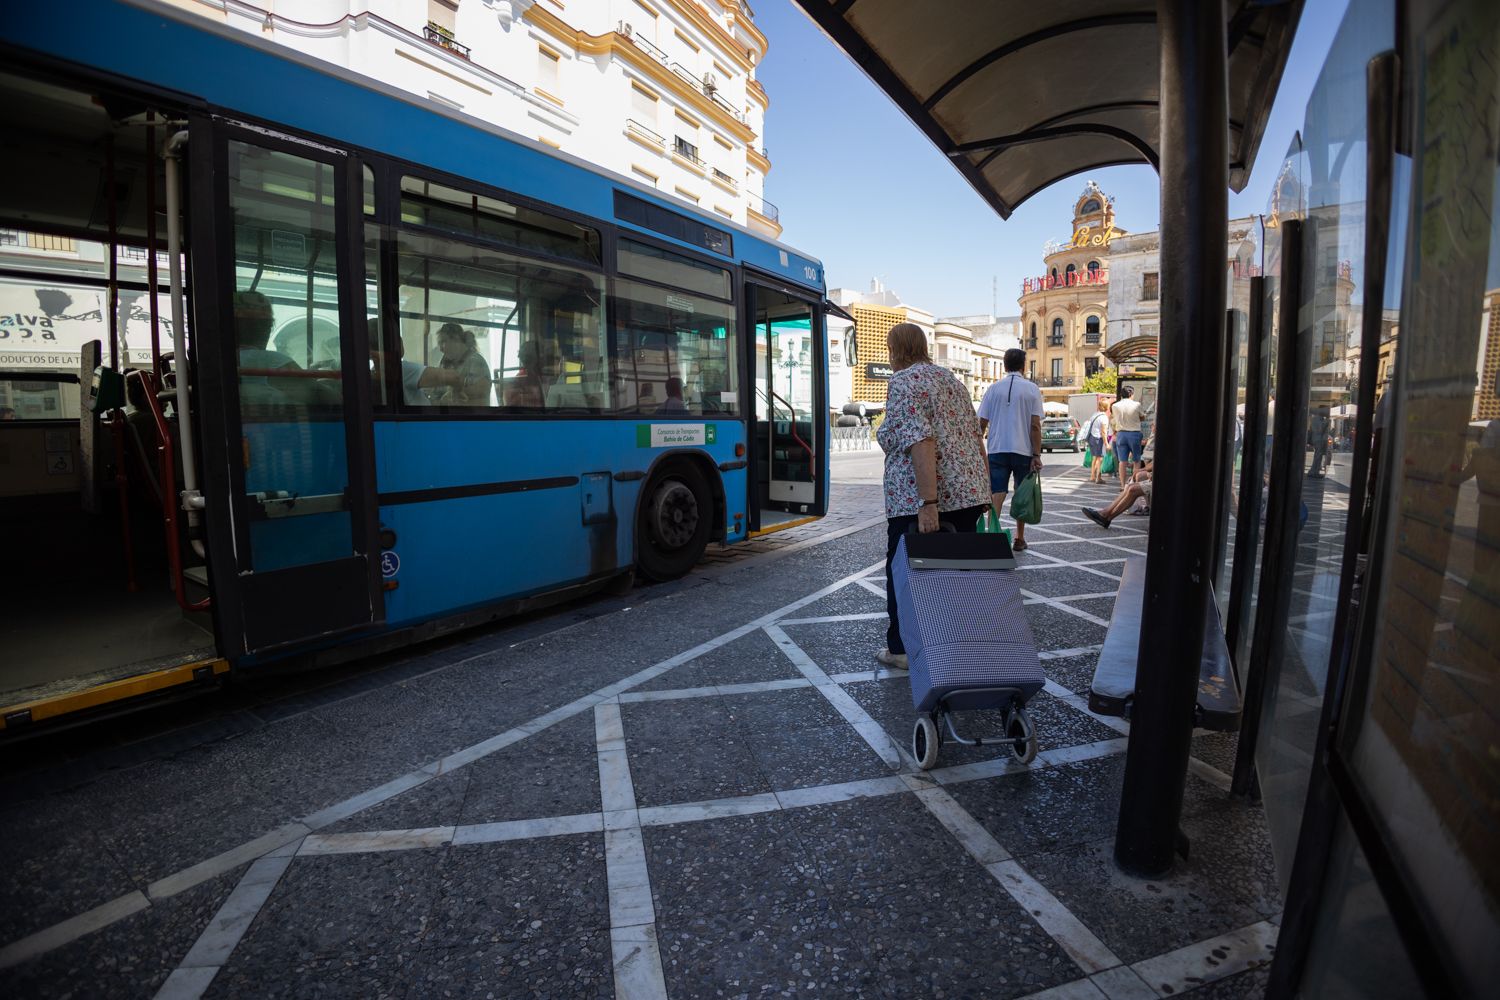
<box><xmin>746</xmin><ymin>190</ymin><xmax>779</xmax><ymax>223</ymax></box>
<box><xmin>423</xmin><ymin>23</ymin><xmax>470</xmax><ymax>60</ymax></box>
<box><xmin>711</xmin><ymin>167</ymin><xmax>738</xmax><ymax>190</ymax></box>
<box><xmin>626</xmin><ymin>31</ymin><xmax>669</xmax><ymax>64</ymax></box>
<box><xmin>626</xmin><ymin>119</ymin><xmax>666</xmax><ymax>149</ymax></box>
<box><xmin>673</xmin><ymin>137</ymin><xmax>705</xmax><ymax>168</ymax></box>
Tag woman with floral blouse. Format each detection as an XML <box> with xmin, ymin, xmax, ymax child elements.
<box><xmin>875</xmin><ymin>322</ymin><xmax>992</xmax><ymax>668</ymax></box>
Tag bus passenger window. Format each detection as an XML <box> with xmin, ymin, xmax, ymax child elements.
<box><xmin>394</xmin><ymin>229</ymin><xmax>605</xmax><ymax>414</ymax></box>
<box><xmin>612</xmin><ymin>277</ymin><xmax>737</xmax><ymax>417</ymax></box>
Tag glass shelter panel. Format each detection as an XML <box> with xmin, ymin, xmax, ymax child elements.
<box><xmin>1252</xmin><ymin>4</ymin><xmax>1397</xmax><ymax>886</ymax></box>
<box><xmin>1339</xmin><ymin>4</ymin><xmax>1500</xmax><ymax>989</ymax></box>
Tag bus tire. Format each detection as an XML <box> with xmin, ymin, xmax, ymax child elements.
<box><xmin>637</xmin><ymin>461</ymin><xmax>712</xmax><ymax>581</ymax></box>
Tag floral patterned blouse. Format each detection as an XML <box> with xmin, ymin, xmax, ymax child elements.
<box><xmin>877</xmin><ymin>362</ymin><xmax>991</xmax><ymax>518</ymax></box>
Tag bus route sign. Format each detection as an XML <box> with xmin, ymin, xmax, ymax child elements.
<box><xmin>636</xmin><ymin>424</ymin><xmax>717</xmax><ymax>448</ymax></box>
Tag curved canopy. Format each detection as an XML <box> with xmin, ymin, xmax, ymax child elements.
<box><xmin>1103</xmin><ymin>335</ymin><xmax>1160</xmax><ymax>368</ymax></box>
<box><xmin>791</xmin><ymin>1</ymin><xmax>1302</xmax><ymax>218</ymax></box>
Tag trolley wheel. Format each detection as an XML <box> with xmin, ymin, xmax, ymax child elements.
<box><xmin>636</xmin><ymin>461</ymin><xmax>713</xmax><ymax>581</ymax></box>
<box><xmin>912</xmin><ymin>715</ymin><xmax>940</xmax><ymax>770</ymax></box>
<box><xmin>1007</xmin><ymin>707</ymin><xmax>1038</xmax><ymax>765</ymax></box>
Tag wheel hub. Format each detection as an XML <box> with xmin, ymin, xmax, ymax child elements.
<box><xmin>651</xmin><ymin>480</ymin><xmax>699</xmax><ymax>548</ymax></box>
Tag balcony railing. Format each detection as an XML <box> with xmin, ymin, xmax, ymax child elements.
<box><xmin>626</xmin><ymin>31</ymin><xmax>669</xmax><ymax>64</ymax></box>
<box><xmin>710</xmin><ymin>91</ymin><xmax>746</xmax><ymax>122</ymax></box>
<box><xmin>1048</xmin><ymin>335</ymin><xmax>1065</xmax><ymax>347</ymax></box>
<box><xmin>673</xmin><ymin>136</ymin><xmax>704</xmax><ymax>166</ymax></box>
<box><xmin>626</xmin><ymin>119</ymin><xmax>666</xmax><ymax>147</ymax></box>
<box><xmin>746</xmin><ymin>190</ymin><xmax>779</xmax><ymax>222</ymax></box>
<box><xmin>1084</xmin><ymin>333</ymin><xmax>1102</xmax><ymax>345</ymax></box>
<box><xmin>424</xmin><ymin>23</ymin><xmax>470</xmax><ymax>59</ymax></box>
<box><xmin>712</xmin><ymin>167</ymin><xmax>738</xmax><ymax>190</ymax></box>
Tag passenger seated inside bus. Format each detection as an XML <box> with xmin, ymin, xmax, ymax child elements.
<box><xmin>504</xmin><ymin>341</ymin><xmax>547</xmax><ymax>408</ymax></box>
<box><xmin>368</xmin><ymin>318</ymin><xmax>466</xmax><ymax>406</ymax></box>
<box><xmin>658</xmin><ymin>377</ymin><xmax>688</xmax><ymax>414</ymax></box>
<box><xmin>234</xmin><ymin>290</ymin><xmax>301</xmax><ymax>405</ymax></box>
<box><xmin>434</xmin><ymin>322</ymin><xmax>492</xmax><ymax>406</ymax></box>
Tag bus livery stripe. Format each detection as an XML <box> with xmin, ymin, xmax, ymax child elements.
<box><xmin>378</xmin><ymin>476</ymin><xmax>581</xmax><ymax>506</ymax></box>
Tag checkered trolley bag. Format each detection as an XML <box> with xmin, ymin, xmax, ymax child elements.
<box><xmin>891</xmin><ymin>529</ymin><xmax>1043</xmax><ymax>769</ymax></box>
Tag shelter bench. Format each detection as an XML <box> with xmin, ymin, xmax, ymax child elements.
<box><xmin>1089</xmin><ymin>558</ymin><xmax>1241</xmax><ymax>731</ymax></box>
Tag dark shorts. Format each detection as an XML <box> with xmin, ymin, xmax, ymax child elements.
<box><xmin>1087</xmin><ymin>436</ymin><xmax>1105</xmax><ymax>458</ymax></box>
<box><xmin>1115</xmin><ymin>430</ymin><xmax>1144</xmax><ymax>463</ymax></box>
<box><xmin>988</xmin><ymin>452</ymin><xmax>1033</xmax><ymax>493</ymax></box>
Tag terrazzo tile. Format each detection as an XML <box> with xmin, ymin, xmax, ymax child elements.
<box><xmin>320</xmin><ymin>770</ymin><xmax>471</xmax><ymax>835</ymax></box>
<box><xmin>407</xmin><ymin>932</ymin><xmax>612</xmax><ymax>999</ymax></box>
<box><xmin>620</xmin><ymin>696</ymin><xmax>737</xmax><ymax>744</ymax></box>
<box><xmin>844</xmin><ymin>874</ymin><xmax>1077</xmax><ymax>999</ymax></box>
<box><xmin>1042</xmin><ymin>652</ymin><xmax>1103</xmax><ymax>696</ymax></box>
<box><xmin>749</xmin><ymin>720</ymin><xmax>895</xmax><ymax>790</ymax></box>
<box><xmin>1024</xmin><ymin>605</ymin><xmax>1109</xmax><ymax>651</ymax></box>
<box><xmin>1057</xmin><ymin>596</ymin><xmax>1118</xmax><ymax>623</ymax></box>
<box><xmin>0</xmin><ymin>796</ymin><xmax>141</xmax><ymax>943</ymax></box>
<box><xmin>1016</xmin><ymin>566</ymin><xmax>1125</xmax><ymax>598</ymax></box>
<box><xmin>787</xmin><ymin>794</ymin><xmax>956</xmax><ymax>891</ymax></box>
<box><xmin>626</xmin><ymin>732</ymin><xmax>772</xmax><ymax>807</ymax></box>
<box><xmin>6</xmin><ymin>866</ymin><xmax>242</xmax><ymax>1000</ymax></box>
<box><xmin>222</xmin><ymin>850</ymin><xmax>443</xmax><ymax>970</ymax></box>
<box><xmin>789</xmin><ymin>584</ymin><xmax>887</xmax><ymax>622</ymax></box>
<box><xmin>656</xmin><ymin>895</ymin><xmax>876</xmax><ymax>999</ymax></box>
<box><xmin>631</xmin><ymin>629</ymin><xmax>802</xmax><ymax>692</ymax></box>
<box><xmin>1021</xmin><ymin>795</ymin><xmax>1281</xmax><ymax>965</ymax></box>
<box><xmin>723</xmin><ymin>686</ymin><xmax>847</xmax><ymax>736</ymax></box>
<box><xmin>946</xmin><ymin>755</ymin><xmax>1128</xmax><ymax>860</ymax></box>
<box><xmin>457</xmin><ymin>711</ymin><xmax>601</xmax><ymax>824</ymax></box>
<box><xmin>781</xmin><ymin>618</ymin><xmax>889</xmax><ymax>675</ymax></box>
<box><xmin>425</xmin><ymin>835</ymin><xmax>609</xmax><ymax>947</ymax></box>
<box><xmin>644</xmin><ymin>811</ymin><xmax>824</xmax><ymax>923</ymax></box>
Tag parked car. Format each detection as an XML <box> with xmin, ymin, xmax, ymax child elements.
<box><xmin>1041</xmin><ymin>417</ymin><xmax>1078</xmax><ymax>452</ymax></box>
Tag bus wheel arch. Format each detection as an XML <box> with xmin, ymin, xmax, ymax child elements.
<box><xmin>634</xmin><ymin>452</ymin><xmax>722</xmax><ymax>581</ymax></box>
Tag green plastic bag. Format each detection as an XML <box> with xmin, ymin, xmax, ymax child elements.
<box><xmin>976</xmin><ymin>508</ymin><xmax>1013</xmax><ymax>544</ymax></box>
<box><xmin>1102</xmin><ymin>450</ymin><xmax>1117</xmax><ymax>476</ymax></box>
<box><xmin>1010</xmin><ymin>472</ymin><xmax>1043</xmax><ymax>525</ymax></box>
<box><xmin>1081</xmin><ymin>450</ymin><xmax>1092</xmax><ymax>469</ymax></box>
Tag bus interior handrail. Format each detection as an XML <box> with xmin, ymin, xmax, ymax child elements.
<box><xmin>129</xmin><ymin>367</ymin><xmax>209</xmax><ymax>613</ymax></box>
<box><xmin>767</xmin><ymin>387</ymin><xmax>816</xmax><ymax>480</ymax></box>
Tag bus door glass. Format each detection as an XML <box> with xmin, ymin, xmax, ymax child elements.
<box><xmin>196</xmin><ymin>128</ymin><xmax>381</xmax><ymax>655</ymax></box>
<box><xmin>748</xmin><ymin>281</ymin><xmax>823</xmax><ymax>514</ymax></box>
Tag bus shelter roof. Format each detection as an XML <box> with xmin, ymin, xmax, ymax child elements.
<box><xmin>790</xmin><ymin>1</ymin><xmax>1303</xmax><ymax>219</ymax></box>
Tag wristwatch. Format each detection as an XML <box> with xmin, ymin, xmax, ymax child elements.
<box><xmin>920</xmin><ymin>498</ymin><xmax>938</xmax><ymax>507</ymax></box>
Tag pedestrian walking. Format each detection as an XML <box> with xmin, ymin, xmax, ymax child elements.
<box><xmin>875</xmin><ymin>322</ymin><xmax>991</xmax><ymax>669</ymax></box>
<box><xmin>977</xmin><ymin>347</ymin><xmax>1044</xmax><ymax>550</ymax></box>
<box><xmin>1110</xmin><ymin>384</ymin><xmax>1144</xmax><ymax>488</ymax></box>
<box><xmin>1082</xmin><ymin>396</ymin><xmax>1111</xmax><ymax>483</ymax></box>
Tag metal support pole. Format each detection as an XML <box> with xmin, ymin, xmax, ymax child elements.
<box><xmin>1114</xmin><ymin>0</ymin><xmax>1229</xmax><ymax>877</ymax></box>
<box><xmin>1225</xmin><ymin>276</ymin><xmax>1268</xmax><ymax>672</ymax></box>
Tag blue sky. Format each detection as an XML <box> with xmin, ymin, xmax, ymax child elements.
<box><xmin>752</xmin><ymin>0</ymin><xmax>1350</xmax><ymax>317</ymax></box>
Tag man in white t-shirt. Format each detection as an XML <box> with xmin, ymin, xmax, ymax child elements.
<box><xmin>977</xmin><ymin>348</ymin><xmax>1044</xmax><ymax>550</ymax></box>
<box><xmin>1110</xmin><ymin>385</ymin><xmax>1144</xmax><ymax>488</ymax></box>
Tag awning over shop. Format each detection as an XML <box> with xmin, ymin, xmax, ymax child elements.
<box><xmin>790</xmin><ymin>1</ymin><xmax>1302</xmax><ymax>219</ymax></box>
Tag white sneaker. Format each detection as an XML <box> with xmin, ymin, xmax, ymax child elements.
<box><xmin>876</xmin><ymin>649</ymin><xmax>908</xmax><ymax>669</ymax></box>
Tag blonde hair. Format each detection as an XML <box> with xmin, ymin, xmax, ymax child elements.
<box><xmin>886</xmin><ymin>322</ymin><xmax>931</xmax><ymax>369</ymax></box>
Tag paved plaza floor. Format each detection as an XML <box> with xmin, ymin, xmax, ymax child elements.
<box><xmin>1</xmin><ymin>466</ymin><xmax>1280</xmax><ymax>999</ymax></box>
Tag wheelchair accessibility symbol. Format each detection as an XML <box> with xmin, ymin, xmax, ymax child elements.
<box><xmin>380</xmin><ymin>551</ymin><xmax>400</xmax><ymax>578</ymax></box>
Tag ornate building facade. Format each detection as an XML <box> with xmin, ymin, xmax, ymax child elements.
<box><xmin>1015</xmin><ymin>182</ymin><xmax>1116</xmax><ymax>400</ymax></box>
<box><xmin>168</xmin><ymin>0</ymin><xmax>781</xmax><ymax>237</ymax></box>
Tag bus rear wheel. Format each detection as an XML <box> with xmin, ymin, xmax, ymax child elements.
<box><xmin>637</xmin><ymin>463</ymin><xmax>712</xmax><ymax>581</ymax></box>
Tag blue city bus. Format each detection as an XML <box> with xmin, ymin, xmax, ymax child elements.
<box><xmin>0</xmin><ymin>0</ymin><xmax>831</xmax><ymax>731</ymax></box>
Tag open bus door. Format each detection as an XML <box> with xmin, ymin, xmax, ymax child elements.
<box><xmin>746</xmin><ymin>278</ymin><xmax>827</xmax><ymax>532</ymax></box>
<box><xmin>189</xmin><ymin>119</ymin><xmax>383</xmax><ymax>657</ymax></box>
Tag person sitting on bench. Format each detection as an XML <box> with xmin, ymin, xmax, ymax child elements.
<box><xmin>1081</xmin><ymin>459</ymin><xmax>1153</xmax><ymax>528</ymax></box>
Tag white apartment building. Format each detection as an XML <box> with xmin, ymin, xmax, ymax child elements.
<box><xmin>167</xmin><ymin>0</ymin><xmax>781</xmax><ymax>237</ymax></box>
<box><xmin>1106</xmin><ymin>217</ymin><xmax>1260</xmax><ymax>349</ymax></box>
